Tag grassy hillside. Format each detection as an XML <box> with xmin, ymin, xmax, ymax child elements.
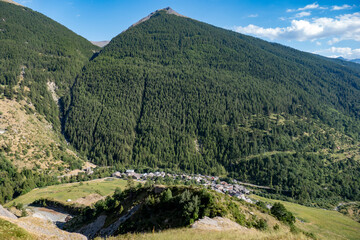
<box><xmin>5</xmin><ymin>178</ymin><xmax>127</xmax><ymax>207</ymax></box>
<box><xmin>6</xmin><ymin>178</ymin><xmax>358</xmax><ymax>239</ymax></box>
<box><xmin>0</xmin><ymin>218</ymin><xmax>35</xmax><ymax>240</ymax></box>
<box><xmin>65</xmin><ymin>184</ymin><xmax>309</xmax><ymax>239</ymax></box>
<box><xmin>252</xmin><ymin>195</ymin><xmax>360</xmax><ymax>240</ymax></box>
<box><xmin>64</xmin><ymin>10</ymin><xmax>360</xmax><ymax>203</ymax></box>
<box><xmin>101</xmin><ymin>228</ymin><xmax>310</xmax><ymax>240</ymax></box>
<box><xmin>0</xmin><ymin>98</ymin><xmax>84</xmax><ymax>171</ymax></box>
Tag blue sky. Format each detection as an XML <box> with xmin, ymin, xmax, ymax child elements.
<box><xmin>17</xmin><ymin>0</ymin><xmax>360</xmax><ymax>59</ymax></box>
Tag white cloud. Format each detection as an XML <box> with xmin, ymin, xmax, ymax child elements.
<box><xmin>287</xmin><ymin>3</ymin><xmax>324</xmax><ymax>12</ymax></box>
<box><xmin>234</xmin><ymin>12</ymin><xmax>360</xmax><ymax>42</ymax></box>
<box><xmin>316</xmin><ymin>41</ymin><xmax>322</xmax><ymax>46</ymax></box>
<box><xmin>327</xmin><ymin>37</ymin><xmax>340</xmax><ymax>45</ymax></box>
<box><xmin>314</xmin><ymin>47</ymin><xmax>360</xmax><ymax>59</ymax></box>
<box><xmin>294</xmin><ymin>11</ymin><xmax>311</xmax><ymax>18</ymax></box>
<box><xmin>332</xmin><ymin>4</ymin><xmax>352</xmax><ymax>11</ymax></box>
<box><xmin>248</xmin><ymin>14</ymin><xmax>258</xmax><ymax>18</ymax></box>
<box><xmin>298</xmin><ymin>3</ymin><xmax>319</xmax><ymax>11</ymax></box>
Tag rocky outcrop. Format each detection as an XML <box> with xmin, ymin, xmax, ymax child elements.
<box><xmin>0</xmin><ymin>205</ymin><xmax>17</xmax><ymax>219</ymax></box>
<box><xmin>78</xmin><ymin>215</ymin><xmax>107</xmax><ymax>239</ymax></box>
<box><xmin>130</xmin><ymin>7</ymin><xmax>187</xmax><ymax>29</ymax></box>
<box><xmin>99</xmin><ymin>204</ymin><xmax>140</xmax><ymax>237</ymax></box>
<box><xmin>1</xmin><ymin>204</ymin><xmax>87</xmax><ymax>239</ymax></box>
<box><xmin>1</xmin><ymin>216</ymin><xmax>86</xmax><ymax>240</ymax></box>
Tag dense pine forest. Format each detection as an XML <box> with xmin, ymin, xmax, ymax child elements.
<box><xmin>1</xmin><ymin>2</ymin><xmax>360</xmax><ymax>205</ymax></box>
<box><xmin>63</xmin><ymin>10</ymin><xmax>360</xmax><ymax>203</ymax></box>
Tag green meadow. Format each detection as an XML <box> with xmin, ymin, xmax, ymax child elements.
<box><xmin>252</xmin><ymin>195</ymin><xmax>360</xmax><ymax>240</ymax></box>
<box><xmin>5</xmin><ymin>178</ymin><xmax>127</xmax><ymax>207</ymax></box>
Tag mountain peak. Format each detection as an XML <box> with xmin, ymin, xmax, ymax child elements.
<box><xmin>161</xmin><ymin>7</ymin><xmax>184</xmax><ymax>17</ymax></box>
<box><xmin>130</xmin><ymin>7</ymin><xmax>186</xmax><ymax>29</ymax></box>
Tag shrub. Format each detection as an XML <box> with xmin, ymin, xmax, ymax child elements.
<box><xmin>15</xmin><ymin>203</ymin><xmax>23</xmax><ymax>210</ymax></box>
<box><xmin>273</xmin><ymin>223</ymin><xmax>280</xmax><ymax>231</ymax></box>
<box><xmin>161</xmin><ymin>188</ymin><xmax>173</xmax><ymax>202</ymax></box>
<box><xmin>255</xmin><ymin>218</ymin><xmax>268</xmax><ymax>230</ymax></box>
<box><xmin>21</xmin><ymin>209</ymin><xmax>27</xmax><ymax>217</ymax></box>
<box><xmin>256</xmin><ymin>201</ymin><xmax>268</xmax><ymax>212</ymax></box>
<box><xmin>271</xmin><ymin>202</ymin><xmax>295</xmax><ymax>225</ymax></box>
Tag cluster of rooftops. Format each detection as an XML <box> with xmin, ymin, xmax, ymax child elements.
<box><xmin>112</xmin><ymin>169</ymin><xmax>254</xmax><ymax>203</ymax></box>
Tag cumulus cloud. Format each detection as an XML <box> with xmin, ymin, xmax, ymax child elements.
<box><xmin>287</xmin><ymin>3</ymin><xmax>324</xmax><ymax>12</ymax></box>
<box><xmin>327</xmin><ymin>37</ymin><xmax>340</xmax><ymax>45</ymax></box>
<box><xmin>298</xmin><ymin>3</ymin><xmax>320</xmax><ymax>11</ymax></box>
<box><xmin>331</xmin><ymin>4</ymin><xmax>352</xmax><ymax>11</ymax></box>
<box><xmin>314</xmin><ymin>47</ymin><xmax>360</xmax><ymax>59</ymax></box>
<box><xmin>234</xmin><ymin>12</ymin><xmax>360</xmax><ymax>42</ymax></box>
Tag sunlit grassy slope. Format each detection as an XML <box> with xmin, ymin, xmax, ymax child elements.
<box><xmin>252</xmin><ymin>195</ymin><xmax>360</xmax><ymax>240</ymax></box>
<box><xmin>0</xmin><ymin>218</ymin><xmax>35</xmax><ymax>240</ymax></box>
<box><xmin>100</xmin><ymin>228</ymin><xmax>310</xmax><ymax>240</ymax></box>
<box><xmin>5</xmin><ymin>178</ymin><xmax>127</xmax><ymax>207</ymax></box>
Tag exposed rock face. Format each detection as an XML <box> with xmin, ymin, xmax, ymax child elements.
<box><xmin>1</xmin><ymin>216</ymin><xmax>87</xmax><ymax>240</ymax></box>
<box><xmin>47</xmin><ymin>81</ymin><xmax>59</xmax><ymax>103</ymax></box>
<box><xmin>1</xmin><ymin>205</ymin><xmax>87</xmax><ymax>239</ymax></box>
<box><xmin>0</xmin><ymin>205</ymin><xmax>17</xmax><ymax>219</ymax></box>
<box><xmin>99</xmin><ymin>205</ymin><xmax>140</xmax><ymax>237</ymax></box>
<box><xmin>78</xmin><ymin>215</ymin><xmax>107</xmax><ymax>239</ymax></box>
<box><xmin>130</xmin><ymin>7</ymin><xmax>187</xmax><ymax>28</ymax></box>
<box><xmin>76</xmin><ymin>204</ymin><xmax>140</xmax><ymax>238</ymax></box>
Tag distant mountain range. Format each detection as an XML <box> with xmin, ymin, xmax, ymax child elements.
<box><xmin>91</xmin><ymin>40</ymin><xmax>110</xmax><ymax>47</ymax></box>
<box><xmin>337</xmin><ymin>56</ymin><xmax>360</xmax><ymax>64</ymax></box>
<box><xmin>352</xmin><ymin>59</ymin><xmax>360</xmax><ymax>64</ymax></box>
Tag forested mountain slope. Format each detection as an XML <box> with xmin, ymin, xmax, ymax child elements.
<box><xmin>0</xmin><ymin>1</ymin><xmax>99</xmax><ymax>128</ymax></box>
<box><xmin>63</xmin><ymin>9</ymin><xmax>360</xmax><ymax>203</ymax></box>
<box><xmin>0</xmin><ymin>1</ymin><xmax>98</xmax><ymax>172</ymax></box>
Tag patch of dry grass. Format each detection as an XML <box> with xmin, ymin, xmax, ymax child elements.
<box><xmin>99</xmin><ymin>227</ymin><xmax>310</xmax><ymax>240</ymax></box>
<box><xmin>0</xmin><ymin>98</ymin><xmax>83</xmax><ymax>172</ymax></box>
<box><xmin>0</xmin><ymin>218</ymin><xmax>35</xmax><ymax>240</ymax></box>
